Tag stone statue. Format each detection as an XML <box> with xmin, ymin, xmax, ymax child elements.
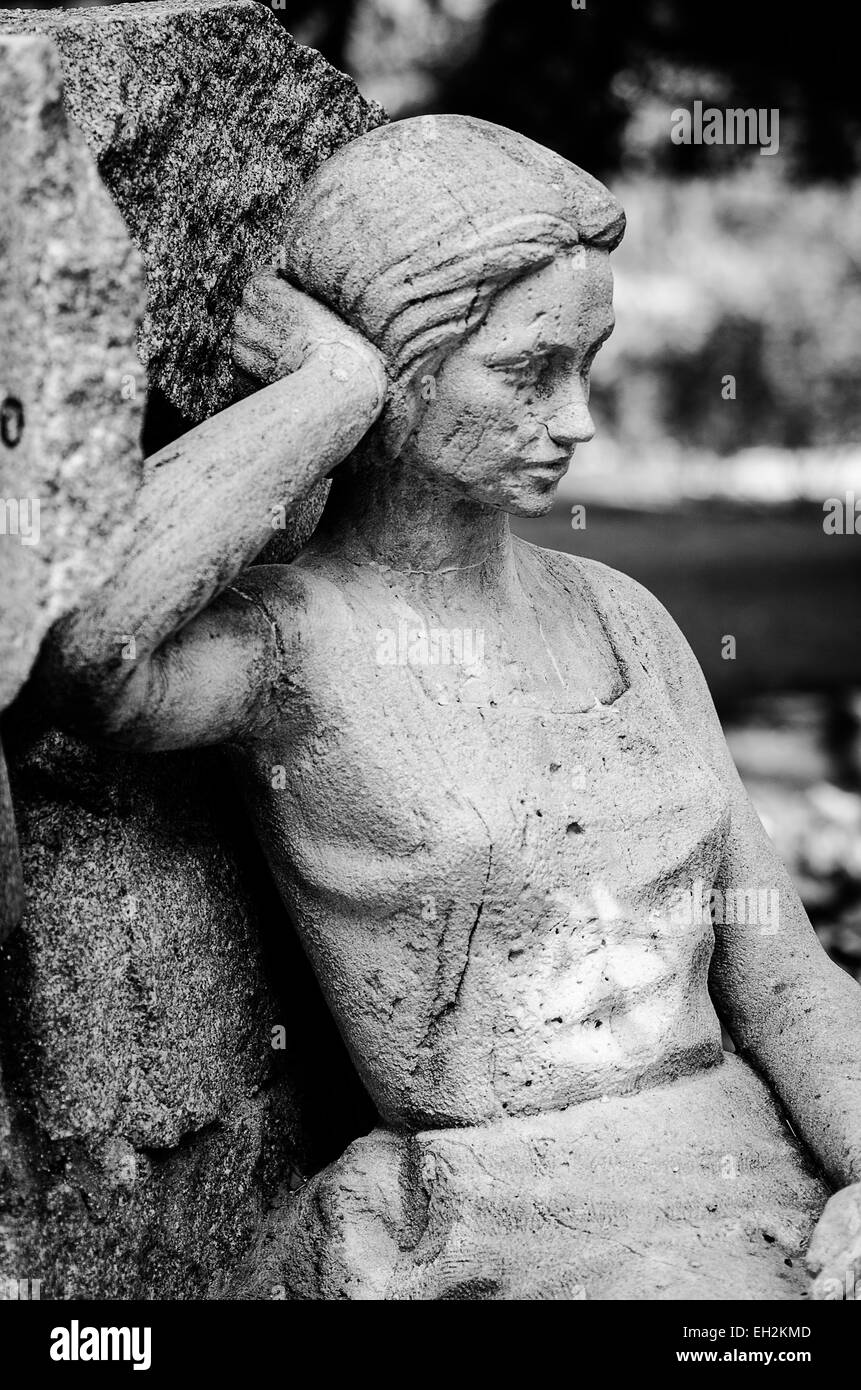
<box><xmin>36</xmin><ymin>115</ymin><xmax>861</xmax><ymax>1300</ymax></box>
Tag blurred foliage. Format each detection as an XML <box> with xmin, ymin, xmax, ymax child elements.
<box><xmin>727</xmin><ymin>696</ymin><xmax>861</xmax><ymax>983</ymax></box>
<box><xmin>593</xmin><ymin>172</ymin><xmax>861</xmax><ymax>452</ymax></box>
<box><xmin>281</xmin><ymin>0</ymin><xmax>861</xmax><ymax>180</ymax></box>
<box><xmin>31</xmin><ymin>4</ymin><xmax>861</xmax><ymax>178</ymax></box>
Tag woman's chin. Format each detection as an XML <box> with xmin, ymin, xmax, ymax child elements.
<box><xmin>503</xmin><ymin>489</ymin><xmax>560</xmax><ymax>518</ymax></box>
<box><xmin>454</xmin><ymin>470</ymin><xmax>565</xmax><ymax>516</ymax></box>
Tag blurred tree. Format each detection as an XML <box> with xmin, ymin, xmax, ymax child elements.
<box><xmin>402</xmin><ymin>0</ymin><xmax>859</xmax><ymax>180</ymax></box>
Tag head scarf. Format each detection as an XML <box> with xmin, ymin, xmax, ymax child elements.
<box><xmin>281</xmin><ymin>115</ymin><xmax>625</xmax><ymax>439</ymax></box>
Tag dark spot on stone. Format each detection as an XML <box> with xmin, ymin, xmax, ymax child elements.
<box><xmin>0</xmin><ymin>396</ymin><xmax>24</xmax><ymax>448</ymax></box>
<box><xmin>566</xmin><ymin>821</ymin><xmax>584</xmax><ymax>835</ymax></box>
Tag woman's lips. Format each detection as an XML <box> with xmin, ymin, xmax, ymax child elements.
<box><xmin>521</xmin><ymin>441</ymin><xmax>574</xmax><ymax>470</ymax></box>
<box><xmin>526</xmin><ymin>455</ymin><xmax>570</xmax><ymax>471</ymax></box>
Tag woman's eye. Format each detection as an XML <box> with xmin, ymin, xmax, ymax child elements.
<box><xmin>504</xmin><ymin>357</ymin><xmax>537</xmax><ymax>377</ymax></box>
<box><xmin>499</xmin><ymin>355</ymin><xmax>548</xmax><ymax>383</ymax></box>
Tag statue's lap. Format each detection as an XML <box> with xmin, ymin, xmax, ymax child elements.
<box><xmin>268</xmin><ymin>1055</ymin><xmax>827</xmax><ymax>1300</ymax></box>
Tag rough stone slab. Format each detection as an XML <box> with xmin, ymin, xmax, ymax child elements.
<box><xmin>0</xmin><ymin>724</ymin><xmax>368</xmax><ymax>1294</ymax></box>
<box><xmin>0</xmin><ymin>731</ymin><xmax>304</xmax><ymax>1295</ymax></box>
<box><xmin>0</xmin><ymin>1</ymin><xmax>387</xmax><ymax>424</ymax></box>
<box><xmin>0</xmin><ymin>35</ymin><xmax>144</xmax><ymax>711</ymax></box>
<box><xmin>3</xmin><ymin>733</ymin><xmax>283</xmax><ymax>1148</ymax></box>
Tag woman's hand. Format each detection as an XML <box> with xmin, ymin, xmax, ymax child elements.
<box><xmin>806</xmin><ymin>1182</ymin><xmax>861</xmax><ymax>1299</ymax></box>
<box><xmin>232</xmin><ymin>270</ymin><xmax>387</xmax><ymax>413</ymax></box>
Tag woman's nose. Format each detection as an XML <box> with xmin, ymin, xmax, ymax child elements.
<box><xmin>546</xmin><ymin>394</ymin><xmax>596</xmax><ymax>448</ymax></box>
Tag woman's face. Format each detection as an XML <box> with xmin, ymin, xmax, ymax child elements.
<box><xmin>400</xmin><ymin>247</ymin><xmax>615</xmax><ymax>517</ymax></box>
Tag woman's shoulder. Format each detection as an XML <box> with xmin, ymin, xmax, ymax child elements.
<box><xmin>520</xmin><ymin>540</ymin><xmax>681</xmax><ymax>648</ymax></box>
<box><xmin>522</xmin><ymin>541</ymin><xmax>715</xmax><ymax>707</ymax></box>
<box><xmin>527</xmin><ymin>542</ymin><xmax>731</xmax><ymax>774</ymax></box>
<box><xmin>236</xmin><ymin>559</ymin><xmax>380</xmax><ymax>672</ymax></box>
<box><xmin>234</xmin><ymin>560</ymin><xmax>352</xmax><ymax>622</ymax></box>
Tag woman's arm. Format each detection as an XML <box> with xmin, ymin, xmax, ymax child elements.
<box><xmin>34</xmin><ymin>274</ymin><xmax>386</xmax><ymax>749</ymax></box>
<box><xmin>607</xmin><ymin>567</ymin><xmax>861</xmax><ymax>1185</ymax></box>
<box><xmin>589</xmin><ymin>562</ymin><xmax>861</xmax><ymax>1294</ymax></box>
<box><xmin>708</xmin><ymin>771</ymin><xmax>861</xmax><ymax>1190</ymax></box>
<box><xmin>637</xmin><ymin>582</ymin><xmax>861</xmax><ymax>1296</ymax></box>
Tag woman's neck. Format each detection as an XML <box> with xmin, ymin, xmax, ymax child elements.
<box><xmin>313</xmin><ymin>448</ymin><xmax>520</xmax><ymax>599</ymax></box>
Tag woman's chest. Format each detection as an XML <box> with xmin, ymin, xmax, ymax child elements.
<box><xmin>280</xmin><ymin>679</ymin><xmax>730</xmax><ymax>910</ymax></box>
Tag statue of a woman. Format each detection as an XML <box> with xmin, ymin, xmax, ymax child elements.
<box><xmin>40</xmin><ymin>116</ymin><xmax>861</xmax><ymax>1300</ymax></box>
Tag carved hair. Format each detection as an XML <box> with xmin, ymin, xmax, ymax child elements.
<box><xmin>281</xmin><ymin>114</ymin><xmax>625</xmax><ymax>447</ymax></box>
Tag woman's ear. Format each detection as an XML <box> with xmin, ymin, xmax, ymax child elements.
<box><xmin>379</xmin><ymin>345</ymin><xmax>452</xmax><ymax>460</ymax></box>
<box><xmin>375</xmin><ymin>378</ymin><xmax>421</xmax><ymax>460</ymax></box>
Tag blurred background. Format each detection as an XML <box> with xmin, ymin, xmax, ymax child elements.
<box><xmin>22</xmin><ymin>0</ymin><xmax>861</xmax><ymax>979</ymax></box>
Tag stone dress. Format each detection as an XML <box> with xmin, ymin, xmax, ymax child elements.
<box><xmin>243</xmin><ymin>554</ymin><xmax>829</xmax><ymax>1300</ymax></box>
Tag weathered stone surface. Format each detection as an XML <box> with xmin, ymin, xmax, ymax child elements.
<box><xmin>0</xmin><ymin>727</ymin><xmax>367</xmax><ymax>1298</ymax></box>
<box><xmin>0</xmin><ymin>0</ymin><xmax>387</xmax><ymax>424</ymax></box>
<box><xmin>0</xmin><ymin>13</ymin><xmax>382</xmax><ymax>1298</ymax></box>
<box><xmin>5</xmin><ymin>733</ymin><xmax>283</xmax><ymax>1149</ymax></box>
<box><xmin>0</xmin><ymin>35</ymin><xmax>143</xmax><ymax>712</ymax></box>
<box><xmin>0</xmin><ymin>0</ymin><xmax>387</xmax><ymax>573</ymax></box>
<box><xmin>806</xmin><ymin>1180</ymin><xmax>861</xmax><ymax>1298</ymax></box>
<box><xmin>246</xmin><ymin>1060</ymin><xmax>830</xmax><ymax>1300</ymax></box>
<box><xmin>0</xmin><ymin>731</ymin><xmax>288</xmax><ymax>1296</ymax></box>
<box><xmin>0</xmin><ymin>33</ymin><xmax>142</xmax><ymax>949</ymax></box>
